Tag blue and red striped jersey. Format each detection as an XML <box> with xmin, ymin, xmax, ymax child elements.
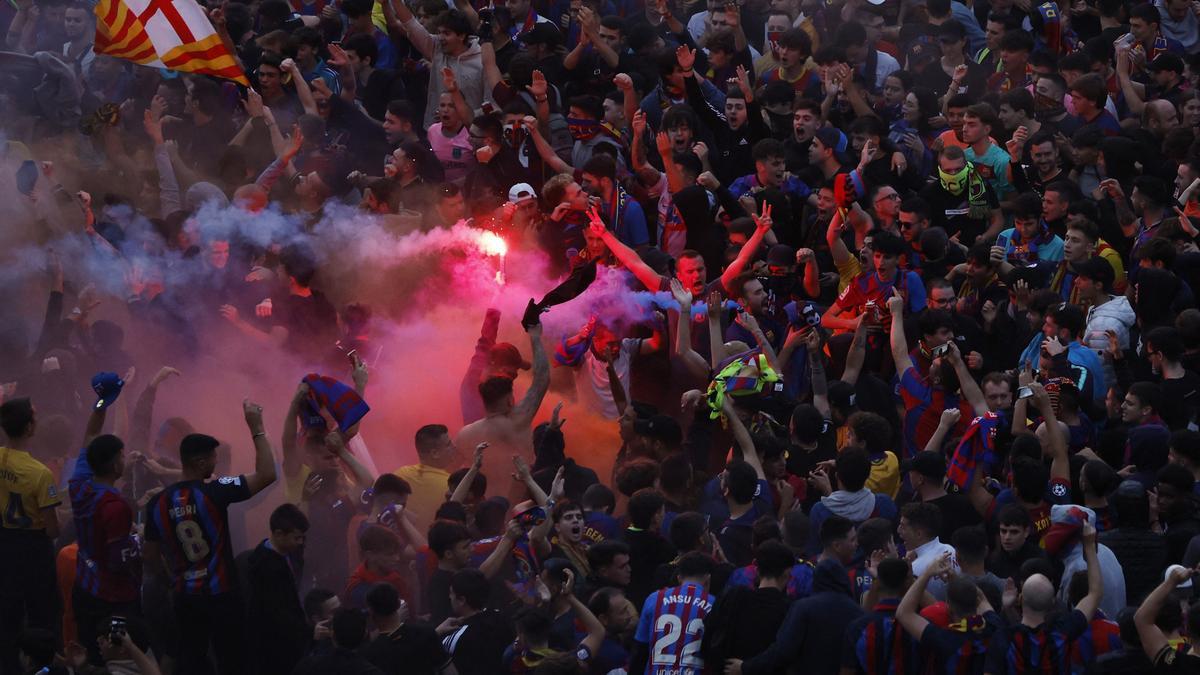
<box><xmin>143</xmin><ymin>477</ymin><xmax>251</xmax><ymax>595</ymax></box>
<box><xmin>726</xmin><ymin>559</ymin><xmax>815</xmax><ymax>600</ymax></box>
<box><xmin>985</xmin><ymin>609</ymin><xmax>1089</xmax><ymax>675</ymax></box>
<box><xmin>898</xmin><ymin>366</ymin><xmax>976</xmax><ymax>458</ymax></box>
<box><xmin>921</xmin><ymin>612</ymin><xmax>1003</xmax><ymax>675</ymax></box>
<box><xmin>69</xmin><ymin>446</ymin><xmax>141</xmax><ymax>602</ymax></box>
<box><xmin>634</xmin><ymin>582</ymin><xmax>714</xmax><ymax>675</ymax></box>
<box><xmin>841</xmin><ymin>599</ymin><xmax>921</xmax><ymax>675</ymax></box>
<box><xmin>1069</xmin><ymin>614</ymin><xmax>1122</xmax><ymax>674</ymax></box>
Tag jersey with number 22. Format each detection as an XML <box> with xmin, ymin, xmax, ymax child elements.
<box><xmin>635</xmin><ymin>582</ymin><xmax>714</xmax><ymax>675</ymax></box>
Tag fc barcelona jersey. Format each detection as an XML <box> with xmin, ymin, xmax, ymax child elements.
<box><xmin>144</xmin><ymin>477</ymin><xmax>251</xmax><ymax>595</ymax></box>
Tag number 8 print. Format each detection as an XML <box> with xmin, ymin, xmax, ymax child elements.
<box><xmin>175</xmin><ymin>520</ymin><xmax>211</xmax><ymax>562</ymax></box>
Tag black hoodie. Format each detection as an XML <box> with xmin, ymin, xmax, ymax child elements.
<box><xmin>742</xmin><ymin>559</ymin><xmax>865</xmax><ymax>675</ymax></box>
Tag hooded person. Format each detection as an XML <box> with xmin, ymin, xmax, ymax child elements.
<box><xmin>1045</xmin><ymin>505</ymin><xmax>1126</xmax><ymax>619</ymax></box>
<box><xmin>732</xmin><ymin>558</ymin><xmax>864</xmax><ymax>674</ymax></box>
<box><xmin>805</xmin><ymin>447</ymin><xmax>898</xmax><ymax>556</ymax></box>
<box><xmin>1075</xmin><ymin>257</ymin><xmax>1136</xmax><ymax>352</ymax></box>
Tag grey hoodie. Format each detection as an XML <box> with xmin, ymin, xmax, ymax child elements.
<box><xmin>819</xmin><ymin>489</ymin><xmax>877</xmax><ymax>522</ymax></box>
<box><xmin>1085</xmin><ymin>295</ymin><xmax>1136</xmax><ymax>352</ymax></box>
<box><xmin>404</xmin><ymin>18</ymin><xmax>485</xmax><ymax>127</ymax></box>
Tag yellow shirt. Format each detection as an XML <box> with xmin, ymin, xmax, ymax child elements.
<box><xmin>0</xmin><ymin>446</ymin><xmax>62</xmax><ymax>532</ymax></box>
<box><xmin>393</xmin><ymin>463</ymin><xmax>451</xmax><ymax>529</ymax></box>
<box><xmin>866</xmin><ymin>451</ymin><xmax>900</xmax><ymax>500</ymax></box>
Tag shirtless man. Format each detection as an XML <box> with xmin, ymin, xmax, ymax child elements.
<box><xmin>456</xmin><ymin>318</ymin><xmax>549</xmax><ymax>501</ymax></box>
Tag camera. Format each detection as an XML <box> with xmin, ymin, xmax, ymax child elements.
<box><xmin>931</xmin><ymin>343</ymin><xmax>950</xmax><ymax>358</ymax></box>
<box><xmin>789</xmin><ymin>302</ymin><xmax>822</xmax><ymax>330</ymax></box>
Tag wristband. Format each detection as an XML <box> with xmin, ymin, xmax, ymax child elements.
<box><xmin>252</xmin><ymin>431</ymin><xmax>266</xmax><ymax>438</ymax></box>
<box><xmin>535</xmin><ymin>96</ymin><xmax>547</xmax><ymax>102</ymax></box>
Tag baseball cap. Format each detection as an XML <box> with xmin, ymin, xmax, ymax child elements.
<box><xmin>767</xmin><ymin>244</ymin><xmax>796</xmax><ymax>267</ymax></box>
<box><xmin>508</xmin><ymin>183</ymin><xmax>537</xmax><ymax>204</ymax></box>
<box><xmin>901</xmin><ymin>450</ymin><xmax>947</xmax><ymax>479</ymax></box>
<box><xmin>827</xmin><ymin>380</ymin><xmax>857</xmax><ymax>411</ymax></box>
<box><xmin>1074</xmin><ymin>256</ymin><xmax>1115</xmax><ymax>290</ymax></box>
<box><xmin>522</xmin><ymin>23</ymin><xmax>561</xmax><ymax>47</ymax></box>
<box><xmin>1148</xmin><ymin>53</ymin><xmax>1185</xmax><ymax>74</ymax></box>
<box><xmin>490</xmin><ymin>342</ymin><xmax>531</xmax><ymax>370</ymax></box>
<box><xmin>91</xmin><ymin>372</ymin><xmax>125</xmax><ymax>410</ymax></box>
<box><xmin>815</xmin><ymin>126</ymin><xmax>848</xmax><ymax>154</ymax></box>
<box><xmin>1166</xmin><ymin>564</ymin><xmax>1194</xmax><ymax>589</ymax></box>
<box><xmin>634</xmin><ymin>414</ymin><xmax>682</xmax><ymax>445</ymax></box>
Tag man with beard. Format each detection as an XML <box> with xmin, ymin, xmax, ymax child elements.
<box><xmin>890</xmin><ymin>291</ymin><xmax>989</xmax><ymax>457</ymax></box>
<box><xmin>581</xmin><ymin>154</ymin><xmax>648</xmax><ymax>248</ymax></box>
<box><xmin>1011</xmin><ymin>130</ymin><xmax>1066</xmax><ymax>197</ymax></box>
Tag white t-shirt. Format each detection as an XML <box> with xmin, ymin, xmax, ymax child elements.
<box><xmin>576</xmin><ymin>338</ymin><xmax>641</xmax><ymax>419</ymax></box>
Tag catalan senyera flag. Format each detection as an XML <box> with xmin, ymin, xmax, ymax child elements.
<box><xmin>94</xmin><ymin>0</ymin><xmax>248</xmax><ymax>85</ymax></box>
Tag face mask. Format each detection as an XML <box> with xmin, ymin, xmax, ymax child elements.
<box><xmin>939</xmin><ymin>165</ymin><xmax>970</xmax><ymax>194</ymax></box>
<box><xmin>567</xmin><ymin>117</ymin><xmax>600</xmax><ymax>141</ymax></box>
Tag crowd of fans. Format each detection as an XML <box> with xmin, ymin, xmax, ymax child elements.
<box><xmin>6</xmin><ymin>0</ymin><xmax>1200</xmax><ymax>672</ymax></box>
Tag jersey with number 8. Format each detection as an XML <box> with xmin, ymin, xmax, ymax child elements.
<box><xmin>144</xmin><ymin>477</ymin><xmax>251</xmax><ymax>595</ymax></box>
<box><xmin>634</xmin><ymin>582</ymin><xmax>714</xmax><ymax>675</ymax></box>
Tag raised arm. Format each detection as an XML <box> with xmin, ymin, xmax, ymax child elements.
<box><xmin>326</xmin><ymin>430</ymin><xmax>373</xmax><ymax>490</ymax></box>
<box><xmin>1030</xmin><ymin>381</ymin><xmax>1069</xmax><ymax>483</ymax></box>
<box><xmin>521</xmin><ymin>116</ymin><xmax>572</xmax><ymax>174</ymax></box>
<box><xmin>1075</xmin><ymin>518</ymin><xmax>1103</xmax><ymax>620</ymax></box>
<box><xmin>564</xmin><ymin>568</ymin><xmax>607</xmax><ymax>657</ymax></box>
<box><xmin>734</xmin><ymin>311</ymin><xmax>781</xmax><ymax>375</ymax></box>
<box><xmin>327</xmin><ymin>44</ymin><xmax>358</xmax><ymax>103</ymax></box>
<box><xmin>242</xmin><ymin>399</ymin><xmax>278</xmax><ymax>495</ymax></box>
<box><xmin>450</xmin><ymin>444</ymin><xmax>486</xmax><ymax>504</ymax></box>
<box><xmin>442</xmin><ymin>67</ymin><xmax>474</xmax><ymax>130</ymax></box>
<box><xmin>391</xmin><ymin>0</ymin><xmax>436</xmax><ymax>60</ymax></box>
<box><xmin>282</xmin><ymin>58</ymin><xmax>318</xmax><ymax>116</ymax></box>
<box><xmin>670</xmin><ymin>280</ymin><xmax>709</xmax><ymax>380</ymax></box>
<box><xmin>946</xmin><ymin>342</ymin><xmax>988</xmax><ymax>417</ymax></box>
<box><xmin>590</xmin><ymin>213</ymin><xmax>662</xmax><ymax>291</ymax></box>
<box><xmin>898</xmin><ymin>552</ymin><xmax>950</xmax><ymax>639</ymax></box>
<box><xmin>840</xmin><ymin>316</ymin><xmax>868</xmax><ymax>386</ymax></box>
<box><xmin>719</xmin><ymin>202</ymin><xmax>774</xmax><ymax>293</ymax></box>
<box><xmin>1136</xmin><ymin>564</ymin><xmax>1192</xmax><ymax>662</ymax></box>
<box><xmin>512</xmin><ymin>321</ymin><xmax>550</xmax><ymax>427</ymax></box>
<box><xmin>807</xmin><ymin>331</ymin><xmax>832</xmax><ymax>418</ymax></box>
<box><xmin>281</xmin><ymin>383</ymin><xmax>309</xmax><ymax>479</ymax></box>
<box><xmin>707</xmin><ymin>290</ymin><xmax>730</xmax><ymax>368</ymax></box>
<box><xmin>924</xmin><ymin>409</ymin><xmax>962</xmax><ymax>454</ymax></box>
<box><xmin>479</xmin><ymin>518</ymin><xmax>522</xmax><ymax>579</ymax></box>
<box><xmin>614</xmin><ymin>74</ymin><xmax>638</xmax><ymax>137</ymax></box>
<box><xmin>887</xmin><ymin>290</ymin><xmax>914</xmax><ymax>374</ymax></box>
<box><xmin>722</xmin><ymin>397</ymin><xmax>764</xmax><ymax>479</ymax></box>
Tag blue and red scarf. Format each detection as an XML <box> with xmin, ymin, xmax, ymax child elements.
<box><xmin>946</xmin><ymin>412</ymin><xmax>1000</xmax><ymax>491</ymax></box>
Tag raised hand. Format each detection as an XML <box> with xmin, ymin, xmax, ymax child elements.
<box><xmin>243</xmin><ymin>399</ymin><xmax>264</xmax><ymax>430</ymax></box>
<box><xmin>613</xmin><ymin>73</ymin><xmax>633</xmax><ymax>92</ymax></box>
<box><xmin>669</xmin><ymin>278</ymin><xmax>693</xmax><ymax>308</ymax></box>
<box><xmin>151</xmin><ymin>366</ymin><xmax>181</xmax><ymax>388</ymax></box>
<box><xmin>751</xmin><ymin>202</ymin><xmax>773</xmax><ymax>232</ymax></box>
<box><xmin>442</xmin><ymin>66</ymin><xmax>459</xmax><ymax>93</ymax></box>
<box><xmin>327</xmin><ymin>43</ymin><xmax>350</xmax><ymax>68</ymax></box>
<box><xmin>526</xmin><ymin>69</ymin><xmax>548</xmax><ymax>98</ymax></box>
<box><xmin>549</xmin><ymin>401</ymin><xmax>566</xmax><ymax>430</ymax></box>
<box><xmin>885</xmin><ymin>287</ymin><xmax>905</xmax><ymax>316</ymax></box>
<box><xmin>707</xmin><ymin>289</ymin><xmax>724</xmax><ymax>319</ymax></box>
<box><xmin>675</xmin><ymin>44</ymin><xmax>696</xmax><ymax>71</ymax></box>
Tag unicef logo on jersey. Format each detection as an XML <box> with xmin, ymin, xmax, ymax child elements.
<box><xmin>217</xmin><ymin>476</ymin><xmax>241</xmax><ymax>486</ymax></box>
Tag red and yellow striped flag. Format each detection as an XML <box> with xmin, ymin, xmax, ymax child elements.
<box><xmin>94</xmin><ymin>0</ymin><xmax>248</xmax><ymax>85</ymax></box>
